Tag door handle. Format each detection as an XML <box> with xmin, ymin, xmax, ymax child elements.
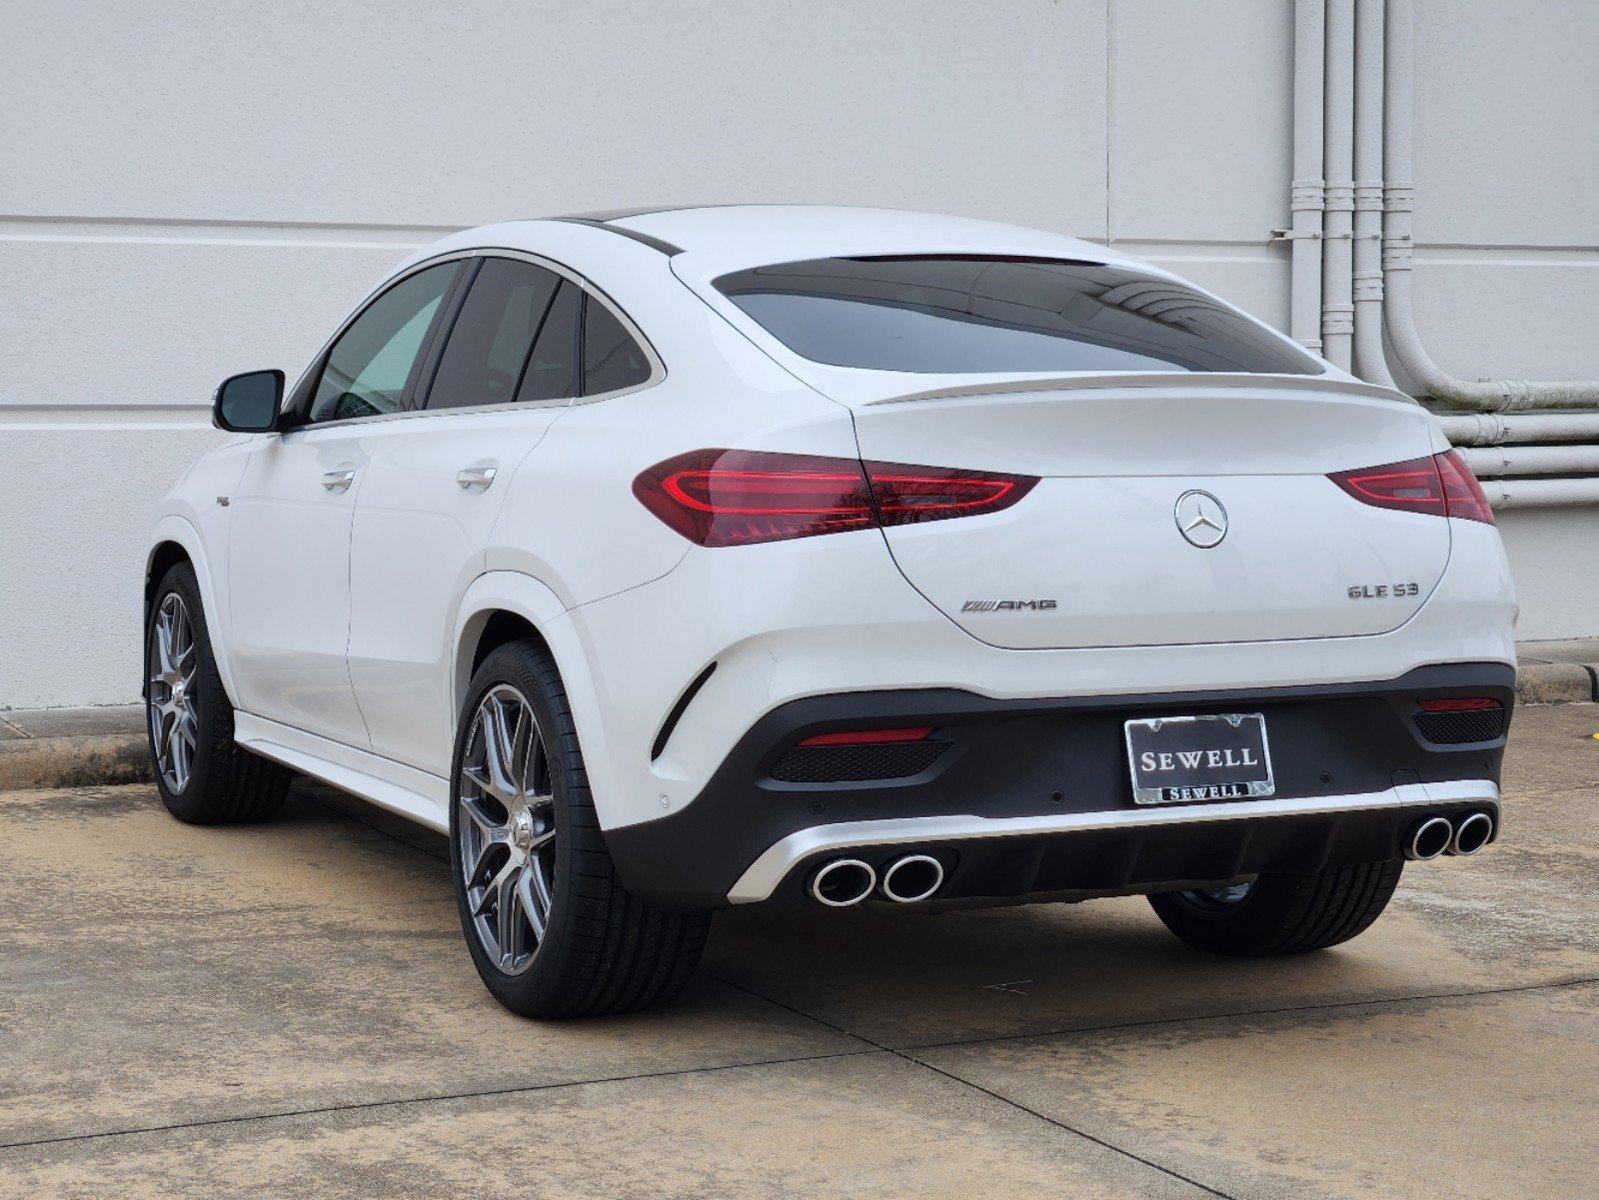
<box><xmin>321</xmin><ymin>468</ymin><xmax>357</xmax><ymax>493</ymax></box>
<box><xmin>456</xmin><ymin>465</ymin><xmax>498</xmax><ymax>492</ymax></box>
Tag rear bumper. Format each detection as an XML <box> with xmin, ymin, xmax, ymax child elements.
<box><xmin>727</xmin><ymin>778</ymin><xmax>1498</xmax><ymax>903</ymax></box>
<box><xmin>605</xmin><ymin>662</ymin><xmax>1513</xmax><ymax>907</ymax></box>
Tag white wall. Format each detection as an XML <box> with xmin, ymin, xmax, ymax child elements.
<box><xmin>2</xmin><ymin>0</ymin><xmax>1595</xmax><ymax>707</ymax></box>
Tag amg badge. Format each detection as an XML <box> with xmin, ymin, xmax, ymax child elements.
<box><xmin>962</xmin><ymin>599</ymin><xmax>1058</xmax><ymax>612</ymax></box>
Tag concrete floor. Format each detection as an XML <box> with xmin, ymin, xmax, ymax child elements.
<box><xmin>1</xmin><ymin>706</ymin><xmax>1595</xmax><ymax>1199</ymax></box>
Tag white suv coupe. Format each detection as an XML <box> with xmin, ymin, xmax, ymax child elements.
<box><xmin>145</xmin><ymin>206</ymin><xmax>1516</xmax><ymax>1017</ymax></box>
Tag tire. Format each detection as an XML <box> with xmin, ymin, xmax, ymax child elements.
<box><xmin>449</xmin><ymin>639</ymin><xmax>711</xmax><ymax>1018</ymax></box>
<box><xmin>1148</xmin><ymin>859</ymin><xmax>1403</xmax><ymax>957</ymax></box>
<box><xmin>145</xmin><ymin>562</ymin><xmax>292</xmax><ymax>824</ymax></box>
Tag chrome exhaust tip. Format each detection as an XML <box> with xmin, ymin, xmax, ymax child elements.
<box><xmin>1406</xmin><ymin>815</ymin><xmax>1454</xmax><ymax>861</ymax></box>
<box><xmin>1448</xmin><ymin>811</ymin><xmax>1495</xmax><ymax>857</ymax></box>
<box><xmin>808</xmin><ymin>859</ymin><xmax>877</xmax><ymax>907</ymax></box>
<box><xmin>880</xmin><ymin>854</ymin><xmax>944</xmax><ymax>904</ymax></box>
<box><xmin>1407</xmin><ymin>819</ymin><xmax>1458</xmax><ymax>864</ymax></box>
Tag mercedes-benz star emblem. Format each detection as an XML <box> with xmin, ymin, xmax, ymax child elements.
<box><xmin>1174</xmin><ymin>490</ymin><xmax>1229</xmax><ymax>549</ymax></box>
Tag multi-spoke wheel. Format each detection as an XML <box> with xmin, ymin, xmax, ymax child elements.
<box><xmin>449</xmin><ymin>639</ymin><xmax>712</xmax><ymax>1018</ymax></box>
<box><xmin>147</xmin><ymin>592</ymin><xmax>199</xmax><ymax>793</ymax></box>
<box><xmin>458</xmin><ymin>685</ymin><xmax>556</xmax><ymax>975</ymax></box>
<box><xmin>1149</xmin><ymin>860</ymin><xmax>1403</xmax><ymax>957</ymax></box>
<box><xmin>145</xmin><ymin>561</ymin><xmax>291</xmax><ymax>824</ymax></box>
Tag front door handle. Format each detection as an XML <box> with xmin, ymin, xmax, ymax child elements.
<box><xmin>321</xmin><ymin>468</ymin><xmax>357</xmax><ymax>493</ymax></box>
<box><xmin>456</xmin><ymin>465</ymin><xmax>498</xmax><ymax>492</ymax></box>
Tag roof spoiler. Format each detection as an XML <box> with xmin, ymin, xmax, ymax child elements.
<box><xmin>857</xmin><ymin>372</ymin><xmax>1415</xmax><ymax>407</ymax></box>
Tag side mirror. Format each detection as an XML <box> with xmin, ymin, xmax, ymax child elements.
<box><xmin>213</xmin><ymin>369</ymin><xmax>284</xmax><ymax>433</ymax></box>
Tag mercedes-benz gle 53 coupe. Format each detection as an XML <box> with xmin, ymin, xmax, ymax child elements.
<box><xmin>145</xmin><ymin>206</ymin><xmax>1516</xmax><ymax>1016</ymax></box>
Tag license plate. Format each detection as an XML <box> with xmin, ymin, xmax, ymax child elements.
<box><xmin>1124</xmin><ymin>713</ymin><xmax>1275</xmax><ymax>805</ymax></box>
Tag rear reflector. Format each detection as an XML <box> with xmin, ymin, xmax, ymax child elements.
<box><xmin>1328</xmin><ymin>450</ymin><xmax>1494</xmax><ymax>525</ymax></box>
<box><xmin>633</xmin><ymin>449</ymin><xmax>1037</xmax><ymax>546</ymax></box>
<box><xmin>798</xmin><ymin>727</ymin><xmax>934</xmax><ymax>747</ymax></box>
<box><xmin>1417</xmin><ymin>697</ymin><xmax>1502</xmax><ymax>712</ymax></box>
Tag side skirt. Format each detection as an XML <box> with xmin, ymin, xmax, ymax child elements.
<box><xmin>234</xmin><ymin>712</ymin><xmax>449</xmax><ymax>833</ymax></box>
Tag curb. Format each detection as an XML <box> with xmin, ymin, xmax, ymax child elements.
<box><xmin>0</xmin><ymin>734</ymin><xmax>152</xmax><ymax>792</ymax></box>
<box><xmin>1515</xmin><ymin>661</ymin><xmax>1599</xmax><ymax>706</ymax></box>
<box><xmin>3</xmin><ymin>666</ymin><xmax>1596</xmax><ymax>793</ymax></box>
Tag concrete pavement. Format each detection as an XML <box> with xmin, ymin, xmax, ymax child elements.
<box><xmin>1</xmin><ymin>704</ymin><xmax>1595</xmax><ymax>1198</ymax></box>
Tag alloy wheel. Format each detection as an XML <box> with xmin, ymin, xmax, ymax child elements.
<box><xmin>1169</xmin><ymin>879</ymin><xmax>1258</xmax><ymax>916</ymax></box>
<box><xmin>147</xmin><ymin>593</ymin><xmax>199</xmax><ymax>793</ymax></box>
<box><xmin>458</xmin><ymin>684</ymin><xmax>555</xmax><ymax>975</ymax></box>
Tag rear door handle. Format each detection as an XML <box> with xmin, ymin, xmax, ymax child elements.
<box><xmin>456</xmin><ymin>465</ymin><xmax>498</xmax><ymax>492</ymax></box>
<box><xmin>321</xmin><ymin>468</ymin><xmax>357</xmax><ymax>493</ymax></box>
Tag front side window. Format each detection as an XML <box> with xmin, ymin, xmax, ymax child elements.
<box><xmin>427</xmin><ymin>259</ymin><xmax>562</xmax><ymax>411</ymax></box>
<box><xmin>714</xmin><ymin>255</ymin><xmax>1322</xmax><ymax>376</ymax></box>
<box><xmin>310</xmin><ymin>262</ymin><xmax>459</xmax><ymax>422</ymax></box>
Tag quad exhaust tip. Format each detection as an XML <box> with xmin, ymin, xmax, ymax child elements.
<box><xmin>1405</xmin><ymin>815</ymin><xmax>1454</xmax><ymax>861</ymax></box>
<box><xmin>880</xmin><ymin>854</ymin><xmax>945</xmax><ymax>904</ymax></box>
<box><xmin>1448</xmin><ymin>811</ymin><xmax>1495</xmax><ymax>857</ymax></box>
<box><xmin>808</xmin><ymin>859</ymin><xmax>877</xmax><ymax>907</ymax></box>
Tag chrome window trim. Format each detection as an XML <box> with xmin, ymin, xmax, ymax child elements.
<box><xmin>724</xmin><ymin>778</ymin><xmax>1501</xmax><ymax>904</ymax></box>
<box><xmin>284</xmin><ymin>246</ymin><xmax>666</xmax><ymax>433</ymax></box>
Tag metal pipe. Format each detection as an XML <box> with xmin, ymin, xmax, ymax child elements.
<box><xmin>1480</xmin><ymin>478</ymin><xmax>1599</xmax><ymax>509</ymax></box>
<box><xmin>1351</xmin><ymin>0</ymin><xmax>1392</xmax><ymax>384</ymax></box>
<box><xmin>1447</xmin><ymin>812</ymin><xmax>1494</xmax><ymax>857</ymax></box>
<box><xmin>808</xmin><ymin>859</ymin><xmax>876</xmax><ymax>907</ymax></box>
<box><xmin>1290</xmin><ymin>0</ymin><xmax>1326</xmax><ymax>352</ymax></box>
<box><xmin>1437</xmin><ymin>412</ymin><xmax>1599</xmax><ymax>447</ymax></box>
<box><xmin>1460</xmin><ymin>445</ymin><xmax>1599</xmax><ymax>478</ymax></box>
<box><xmin>1320</xmin><ymin>0</ymin><xmax>1356</xmax><ymax>370</ymax></box>
<box><xmin>1383</xmin><ymin>0</ymin><xmax>1599</xmax><ymax>412</ymax></box>
<box><xmin>1405</xmin><ymin>815</ymin><xmax>1452</xmax><ymax>861</ymax></box>
<box><xmin>880</xmin><ymin>855</ymin><xmax>945</xmax><ymax>904</ymax></box>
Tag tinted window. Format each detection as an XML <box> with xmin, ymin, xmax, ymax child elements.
<box><xmin>582</xmin><ymin>295</ymin><xmax>652</xmax><ymax>394</ymax></box>
<box><xmin>516</xmin><ymin>280</ymin><xmax>581</xmax><ymax>403</ymax></box>
<box><xmin>714</xmin><ymin>256</ymin><xmax>1321</xmax><ymax>376</ymax></box>
<box><xmin>427</xmin><ymin>259</ymin><xmax>561</xmax><ymax>410</ymax></box>
<box><xmin>310</xmin><ymin>263</ymin><xmax>458</xmax><ymax>422</ymax></box>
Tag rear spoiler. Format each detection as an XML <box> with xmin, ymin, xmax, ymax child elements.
<box><xmin>857</xmin><ymin>372</ymin><xmax>1415</xmax><ymax>407</ymax></box>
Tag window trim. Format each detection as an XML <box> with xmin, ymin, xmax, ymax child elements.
<box><xmin>283</xmin><ymin>248</ymin><xmax>666</xmax><ymax>431</ymax></box>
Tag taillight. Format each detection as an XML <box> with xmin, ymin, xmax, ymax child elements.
<box><xmin>632</xmin><ymin>449</ymin><xmax>1037</xmax><ymax>547</ymax></box>
<box><xmin>1328</xmin><ymin>450</ymin><xmax>1494</xmax><ymax>525</ymax></box>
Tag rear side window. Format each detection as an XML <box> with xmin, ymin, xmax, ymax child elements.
<box><xmin>310</xmin><ymin>262</ymin><xmax>459</xmax><ymax>422</ymax></box>
<box><xmin>427</xmin><ymin>259</ymin><xmax>561</xmax><ymax>410</ymax></box>
<box><xmin>713</xmin><ymin>256</ymin><xmax>1322</xmax><ymax>376</ymax></box>
<box><xmin>582</xmin><ymin>295</ymin><xmax>651</xmax><ymax>394</ymax></box>
<box><xmin>517</xmin><ymin>280</ymin><xmax>582</xmax><ymax>403</ymax></box>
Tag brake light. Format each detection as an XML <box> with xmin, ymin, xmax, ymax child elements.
<box><xmin>633</xmin><ymin>449</ymin><xmax>1037</xmax><ymax>547</ymax></box>
<box><xmin>1417</xmin><ymin>697</ymin><xmax>1502</xmax><ymax>712</ymax></box>
<box><xmin>1328</xmin><ymin>450</ymin><xmax>1494</xmax><ymax>525</ymax></box>
<box><xmin>798</xmin><ymin>727</ymin><xmax>933</xmax><ymax>746</ymax></box>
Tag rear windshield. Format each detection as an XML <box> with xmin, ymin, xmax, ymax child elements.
<box><xmin>713</xmin><ymin>255</ymin><xmax>1322</xmax><ymax>376</ymax></box>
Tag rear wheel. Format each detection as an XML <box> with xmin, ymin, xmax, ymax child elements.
<box><xmin>1148</xmin><ymin>859</ymin><xmax>1403</xmax><ymax>957</ymax></box>
<box><xmin>450</xmin><ymin>640</ymin><xmax>711</xmax><ymax>1017</ymax></box>
<box><xmin>145</xmin><ymin>563</ymin><xmax>291</xmax><ymax>824</ymax></box>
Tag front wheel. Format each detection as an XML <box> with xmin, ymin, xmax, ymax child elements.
<box><xmin>449</xmin><ymin>640</ymin><xmax>711</xmax><ymax>1018</ymax></box>
<box><xmin>1148</xmin><ymin>859</ymin><xmax>1403</xmax><ymax>957</ymax></box>
<box><xmin>145</xmin><ymin>562</ymin><xmax>291</xmax><ymax>824</ymax></box>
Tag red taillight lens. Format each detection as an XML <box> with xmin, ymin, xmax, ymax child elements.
<box><xmin>633</xmin><ymin>449</ymin><xmax>1037</xmax><ymax>547</ymax></box>
<box><xmin>1434</xmin><ymin>448</ymin><xmax>1495</xmax><ymax>524</ymax></box>
<box><xmin>1417</xmin><ymin>697</ymin><xmax>1502</xmax><ymax>712</ymax></box>
<box><xmin>798</xmin><ymin>727</ymin><xmax>933</xmax><ymax>747</ymax></box>
<box><xmin>1328</xmin><ymin>450</ymin><xmax>1494</xmax><ymax>525</ymax></box>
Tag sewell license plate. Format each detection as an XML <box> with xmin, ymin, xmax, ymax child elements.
<box><xmin>1124</xmin><ymin>713</ymin><xmax>1275</xmax><ymax>805</ymax></box>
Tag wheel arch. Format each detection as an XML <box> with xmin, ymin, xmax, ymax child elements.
<box><xmin>451</xmin><ymin>572</ymin><xmax>615</xmax><ymax>817</ymax></box>
<box><xmin>146</xmin><ymin>516</ymin><xmax>242</xmax><ymax>707</ymax></box>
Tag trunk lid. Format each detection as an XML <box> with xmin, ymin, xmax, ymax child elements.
<box><xmin>848</xmin><ymin>375</ymin><xmax>1449</xmax><ymax>649</ymax></box>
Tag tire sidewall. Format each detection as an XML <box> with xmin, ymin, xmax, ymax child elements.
<box><xmin>448</xmin><ymin>642</ymin><xmax>587</xmax><ymax>1014</ymax></box>
<box><xmin>146</xmin><ymin>564</ymin><xmax>226</xmax><ymax>820</ymax></box>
